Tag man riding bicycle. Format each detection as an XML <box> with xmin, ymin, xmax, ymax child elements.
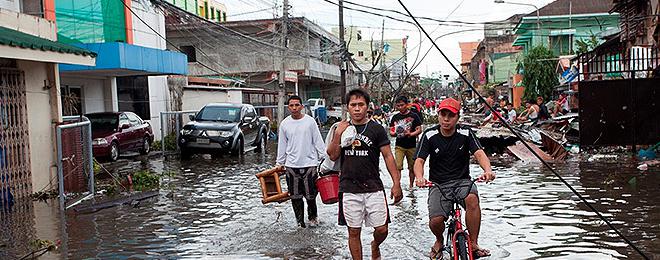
<box><xmin>413</xmin><ymin>98</ymin><xmax>496</xmax><ymax>259</ymax></box>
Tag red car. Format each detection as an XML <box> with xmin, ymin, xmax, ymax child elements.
<box><xmin>87</xmin><ymin>112</ymin><xmax>154</xmax><ymax>161</ymax></box>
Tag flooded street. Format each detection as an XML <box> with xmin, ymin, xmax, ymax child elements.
<box><xmin>2</xmin><ymin>142</ymin><xmax>659</xmax><ymax>259</ymax></box>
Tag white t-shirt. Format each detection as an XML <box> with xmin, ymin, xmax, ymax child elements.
<box><xmin>276</xmin><ymin>114</ymin><xmax>327</xmax><ymax>168</ymax></box>
<box><xmin>507</xmin><ymin>109</ymin><xmax>517</xmax><ymax>123</ymax></box>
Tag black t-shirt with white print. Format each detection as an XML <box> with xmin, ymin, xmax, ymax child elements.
<box><xmin>389</xmin><ymin>111</ymin><xmax>422</xmax><ymax>149</ymax></box>
<box><xmin>415</xmin><ymin>125</ymin><xmax>483</xmax><ymax>184</ymax></box>
<box><xmin>340</xmin><ymin>120</ymin><xmax>391</xmax><ymax>193</ymax></box>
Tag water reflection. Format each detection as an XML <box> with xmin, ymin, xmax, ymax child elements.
<box><xmin>1</xmin><ymin>145</ymin><xmax>658</xmax><ymax>259</ymax></box>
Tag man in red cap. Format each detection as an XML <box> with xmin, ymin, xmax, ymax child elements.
<box><xmin>413</xmin><ymin>97</ymin><xmax>496</xmax><ymax>259</ymax></box>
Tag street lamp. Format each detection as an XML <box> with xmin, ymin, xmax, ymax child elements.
<box><xmin>494</xmin><ymin>0</ymin><xmax>540</xmax><ymax>31</ymax></box>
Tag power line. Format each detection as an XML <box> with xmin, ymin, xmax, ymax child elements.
<box><xmin>229</xmin><ymin>6</ymin><xmax>277</xmax><ymax>17</ymax></box>
<box><xmin>395</xmin><ymin>1</ymin><xmax>650</xmax><ymax>259</ymax></box>
<box><xmin>116</xmin><ymin>0</ymin><xmax>281</xmax><ymax>91</ymax></box>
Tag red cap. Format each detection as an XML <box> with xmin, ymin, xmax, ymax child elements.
<box><xmin>438</xmin><ymin>98</ymin><xmax>461</xmax><ymax>113</ymax></box>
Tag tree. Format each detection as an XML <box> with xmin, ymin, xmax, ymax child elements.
<box><xmin>575</xmin><ymin>34</ymin><xmax>600</xmax><ymax>55</ymax></box>
<box><xmin>519</xmin><ymin>45</ymin><xmax>558</xmax><ymax>102</ymax></box>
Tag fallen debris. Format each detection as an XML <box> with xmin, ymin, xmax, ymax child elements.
<box><xmin>506</xmin><ymin>141</ymin><xmax>554</xmax><ymax>163</ymax></box>
<box><xmin>540</xmin><ymin>131</ymin><xmax>568</xmax><ymax>161</ymax></box>
<box><xmin>74</xmin><ymin>191</ymin><xmax>159</xmax><ymax>214</ymax></box>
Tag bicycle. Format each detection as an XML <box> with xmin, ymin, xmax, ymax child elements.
<box><xmin>424</xmin><ymin>179</ymin><xmax>479</xmax><ymax>260</ymax></box>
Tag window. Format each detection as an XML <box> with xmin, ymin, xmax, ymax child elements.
<box><xmin>549</xmin><ymin>35</ymin><xmax>572</xmax><ymax>56</ymax></box>
<box><xmin>126</xmin><ymin>113</ymin><xmax>143</xmax><ymax>126</ymax></box>
<box><xmin>116</xmin><ymin>76</ymin><xmax>150</xmax><ymax>120</ymax></box>
<box><xmin>217</xmin><ymin>10</ymin><xmax>221</xmax><ymax>22</ymax></box>
<box><xmin>210</xmin><ymin>7</ymin><xmax>215</xmax><ymax>19</ymax></box>
<box><xmin>60</xmin><ymin>85</ymin><xmax>82</xmax><ymax>116</ymax></box>
<box><xmin>372</xmin><ymin>50</ymin><xmax>378</xmax><ymax>57</ymax></box>
<box><xmin>199</xmin><ymin>6</ymin><xmax>205</xmax><ymax>17</ymax></box>
<box><xmin>357</xmin><ymin>51</ymin><xmax>364</xmax><ymax>57</ymax></box>
<box><xmin>223</xmin><ymin>12</ymin><xmax>227</xmax><ymax>22</ymax></box>
<box><xmin>357</xmin><ymin>30</ymin><xmax>362</xmax><ymax>41</ymax></box>
<box><xmin>180</xmin><ymin>45</ymin><xmax>197</xmax><ymax>62</ymax></box>
<box><xmin>119</xmin><ymin>114</ymin><xmax>130</xmax><ymax>127</ymax></box>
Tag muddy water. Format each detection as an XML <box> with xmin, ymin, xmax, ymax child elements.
<box><xmin>2</xmin><ymin>144</ymin><xmax>659</xmax><ymax>259</ymax></box>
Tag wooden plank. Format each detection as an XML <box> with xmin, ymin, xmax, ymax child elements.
<box><xmin>540</xmin><ymin>131</ymin><xmax>568</xmax><ymax>161</ymax></box>
<box><xmin>507</xmin><ymin>141</ymin><xmax>554</xmax><ymax>163</ymax></box>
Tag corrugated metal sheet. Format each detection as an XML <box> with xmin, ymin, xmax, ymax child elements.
<box><xmin>526</xmin><ymin>0</ymin><xmax>614</xmax><ymax>17</ymax></box>
<box><xmin>0</xmin><ymin>26</ymin><xmax>96</xmax><ymax>57</ymax></box>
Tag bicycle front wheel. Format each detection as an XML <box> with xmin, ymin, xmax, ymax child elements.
<box><xmin>454</xmin><ymin>232</ymin><xmax>471</xmax><ymax>260</ymax></box>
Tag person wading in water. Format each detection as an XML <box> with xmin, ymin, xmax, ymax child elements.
<box><xmin>277</xmin><ymin>95</ymin><xmax>326</xmax><ymax>228</ymax></box>
<box><xmin>327</xmin><ymin>88</ymin><xmax>403</xmax><ymax>260</ymax></box>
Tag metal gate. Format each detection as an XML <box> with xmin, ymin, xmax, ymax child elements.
<box><xmin>0</xmin><ymin>68</ymin><xmax>31</xmax><ymax>210</ymax></box>
<box><xmin>56</xmin><ymin>116</ymin><xmax>94</xmax><ymax>210</ymax></box>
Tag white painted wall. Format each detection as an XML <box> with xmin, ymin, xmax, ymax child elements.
<box><xmin>182</xmin><ymin>88</ymin><xmax>229</xmax><ymax>111</ymax></box>
<box><xmin>0</xmin><ymin>0</ymin><xmax>19</xmax><ymax>12</ymax></box>
<box><xmin>60</xmin><ymin>76</ymin><xmax>106</xmax><ymax>114</ymax></box>
<box><xmin>227</xmin><ymin>90</ymin><xmax>243</xmax><ymax>104</ymax></box>
<box><xmin>19</xmin><ymin>60</ymin><xmax>57</xmax><ymax>193</ymax></box>
<box><xmin>0</xmin><ymin>7</ymin><xmax>57</xmax><ymax>41</ymax></box>
<box><xmin>131</xmin><ymin>0</ymin><xmax>166</xmax><ymax>50</ymax></box>
<box><xmin>148</xmin><ymin>76</ymin><xmax>168</xmax><ymax>140</ymax></box>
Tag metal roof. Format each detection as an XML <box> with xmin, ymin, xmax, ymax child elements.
<box><xmin>527</xmin><ymin>0</ymin><xmax>614</xmax><ymax>17</ymax></box>
<box><xmin>0</xmin><ymin>26</ymin><xmax>96</xmax><ymax>57</ymax></box>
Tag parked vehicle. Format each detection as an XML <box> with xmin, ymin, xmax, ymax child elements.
<box><xmin>87</xmin><ymin>112</ymin><xmax>154</xmax><ymax>161</ymax></box>
<box><xmin>327</xmin><ymin>102</ymin><xmax>343</xmax><ymax>120</ymax></box>
<box><xmin>304</xmin><ymin>98</ymin><xmax>326</xmax><ymax>119</ymax></box>
<box><xmin>178</xmin><ymin>103</ymin><xmax>270</xmax><ymax>159</ymax></box>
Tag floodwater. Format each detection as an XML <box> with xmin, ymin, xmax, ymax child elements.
<box><xmin>1</xmin><ymin>143</ymin><xmax>659</xmax><ymax>259</ymax></box>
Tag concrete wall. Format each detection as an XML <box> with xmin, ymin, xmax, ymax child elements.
<box><xmin>0</xmin><ymin>0</ymin><xmax>19</xmax><ymax>11</ymax></box>
<box><xmin>182</xmin><ymin>88</ymin><xmax>229</xmax><ymax>111</ymax></box>
<box><xmin>131</xmin><ymin>0</ymin><xmax>166</xmax><ymax>50</ymax></box>
<box><xmin>148</xmin><ymin>76</ymin><xmax>168</xmax><ymax>140</ymax></box>
<box><xmin>60</xmin><ymin>76</ymin><xmax>107</xmax><ymax>114</ymax></box>
<box><xmin>0</xmin><ymin>7</ymin><xmax>57</xmax><ymax>40</ymax></box>
<box><xmin>18</xmin><ymin>60</ymin><xmax>57</xmax><ymax>193</ymax></box>
<box><xmin>227</xmin><ymin>90</ymin><xmax>242</xmax><ymax>103</ymax></box>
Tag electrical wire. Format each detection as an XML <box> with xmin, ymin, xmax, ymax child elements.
<box><xmin>395</xmin><ymin>1</ymin><xmax>650</xmax><ymax>259</ymax></box>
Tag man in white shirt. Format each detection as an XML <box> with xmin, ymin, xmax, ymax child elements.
<box><xmin>277</xmin><ymin>95</ymin><xmax>327</xmax><ymax>228</ymax></box>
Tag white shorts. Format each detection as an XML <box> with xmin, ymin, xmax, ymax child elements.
<box><xmin>338</xmin><ymin>191</ymin><xmax>390</xmax><ymax>228</ymax></box>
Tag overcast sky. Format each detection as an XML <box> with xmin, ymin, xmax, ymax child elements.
<box><xmin>221</xmin><ymin>0</ymin><xmax>556</xmax><ymax>78</ymax></box>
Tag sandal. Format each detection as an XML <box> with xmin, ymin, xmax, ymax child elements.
<box><xmin>472</xmin><ymin>248</ymin><xmax>491</xmax><ymax>259</ymax></box>
<box><xmin>429</xmin><ymin>247</ymin><xmax>442</xmax><ymax>260</ymax></box>
<box><xmin>429</xmin><ymin>246</ymin><xmax>445</xmax><ymax>259</ymax></box>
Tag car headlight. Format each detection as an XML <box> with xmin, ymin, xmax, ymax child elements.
<box><xmin>181</xmin><ymin>129</ymin><xmax>193</xmax><ymax>135</ymax></box>
<box><xmin>92</xmin><ymin>138</ymin><xmax>108</xmax><ymax>145</ymax></box>
<box><xmin>206</xmin><ymin>130</ymin><xmax>233</xmax><ymax>137</ymax></box>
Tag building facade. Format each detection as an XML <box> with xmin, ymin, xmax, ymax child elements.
<box><xmin>0</xmin><ymin>0</ymin><xmax>95</xmax><ymax>202</ymax></box>
<box><xmin>55</xmin><ymin>0</ymin><xmax>188</xmax><ymax>140</ymax></box>
<box><xmin>162</xmin><ymin>1</ymin><xmax>343</xmax><ymax>106</ymax></box>
<box><xmin>513</xmin><ymin>0</ymin><xmax>620</xmax><ymax>56</ymax></box>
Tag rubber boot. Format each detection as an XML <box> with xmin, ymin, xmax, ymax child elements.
<box><xmin>292</xmin><ymin>198</ymin><xmax>306</xmax><ymax>227</ymax></box>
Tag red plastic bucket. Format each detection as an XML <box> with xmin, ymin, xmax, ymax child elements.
<box><xmin>316</xmin><ymin>174</ymin><xmax>339</xmax><ymax>204</ymax></box>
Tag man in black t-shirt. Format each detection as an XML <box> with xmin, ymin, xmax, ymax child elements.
<box><xmin>389</xmin><ymin>96</ymin><xmax>422</xmax><ymax>189</ymax></box>
<box><xmin>327</xmin><ymin>89</ymin><xmax>403</xmax><ymax>260</ymax></box>
<box><xmin>414</xmin><ymin>98</ymin><xmax>496</xmax><ymax>259</ymax></box>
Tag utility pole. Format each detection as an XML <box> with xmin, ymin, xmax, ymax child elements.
<box><xmin>339</xmin><ymin>0</ymin><xmax>347</xmax><ymax>119</ymax></box>
<box><xmin>379</xmin><ymin>19</ymin><xmax>385</xmax><ymax>103</ymax></box>
<box><xmin>277</xmin><ymin>0</ymin><xmax>289</xmax><ymax>124</ymax></box>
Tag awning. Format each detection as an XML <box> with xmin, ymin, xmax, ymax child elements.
<box><xmin>59</xmin><ymin>42</ymin><xmax>187</xmax><ymax>76</ymax></box>
<box><xmin>0</xmin><ymin>26</ymin><xmax>96</xmax><ymax>66</ymax></box>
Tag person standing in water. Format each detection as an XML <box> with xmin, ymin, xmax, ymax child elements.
<box><xmin>327</xmin><ymin>88</ymin><xmax>403</xmax><ymax>260</ymax></box>
<box><xmin>277</xmin><ymin>95</ymin><xmax>326</xmax><ymax>228</ymax></box>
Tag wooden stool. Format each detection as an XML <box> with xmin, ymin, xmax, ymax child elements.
<box><xmin>255</xmin><ymin>166</ymin><xmax>290</xmax><ymax>204</ymax></box>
